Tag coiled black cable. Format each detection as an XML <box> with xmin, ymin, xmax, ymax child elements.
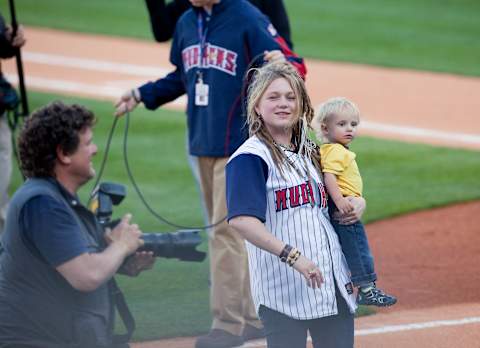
<box><xmin>122</xmin><ymin>110</ymin><xmax>226</xmax><ymax>230</ymax></box>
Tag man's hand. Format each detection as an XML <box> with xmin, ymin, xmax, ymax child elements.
<box><xmin>115</xmin><ymin>89</ymin><xmax>141</xmax><ymax>117</ymax></box>
<box><xmin>264</xmin><ymin>50</ymin><xmax>286</xmax><ymax>64</ymax></box>
<box><xmin>120</xmin><ymin>251</ymin><xmax>156</xmax><ymax>277</ymax></box>
<box><xmin>105</xmin><ymin>214</ymin><xmax>144</xmax><ymax>256</ymax></box>
<box><xmin>5</xmin><ymin>25</ymin><xmax>26</xmax><ymax>48</ymax></box>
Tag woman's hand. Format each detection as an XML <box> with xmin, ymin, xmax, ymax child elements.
<box><xmin>333</xmin><ymin>196</ymin><xmax>366</xmax><ymax>225</ymax></box>
<box><xmin>292</xmin><ymin>255</ymin><xmax>324</xmax><ymax>289</ymax></box>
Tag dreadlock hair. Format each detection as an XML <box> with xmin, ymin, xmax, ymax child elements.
<box><xmin>246</xmin><ymin>61</ymin><xmax>321</xmax><ymax>177</ymax></box>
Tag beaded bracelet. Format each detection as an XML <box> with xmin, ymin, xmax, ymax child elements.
<box><xmin>286</xmin><ymin>248</ymin><xmax>301</xmax><ymax>267</ymax></box>
<box><xmin>279</xmin><ymin>244</ymin><xmax>293</xmax><ymax>263</ymax></box>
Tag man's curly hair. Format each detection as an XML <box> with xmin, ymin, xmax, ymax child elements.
<box><xmin>18</xmin><ymin>101</ymin><xmax>96</xmax><ymax>178</ymax></box>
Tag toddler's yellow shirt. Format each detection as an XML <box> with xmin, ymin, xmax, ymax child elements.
<box><xmin>320</xmin><ymin>143</ymin><xmax>363</xmax><ymax>197</ymax></box>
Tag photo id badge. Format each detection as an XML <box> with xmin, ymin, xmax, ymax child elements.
<box><xmin>195</xmin><ymin>81</ymin><xmax>209</xmax><ymax>106</ymax></box>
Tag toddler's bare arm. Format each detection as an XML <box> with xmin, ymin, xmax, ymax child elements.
<box><xmin>323</xmin><ymin>172</ymin><xmax>354</xmax><ymax>214</ymax></box>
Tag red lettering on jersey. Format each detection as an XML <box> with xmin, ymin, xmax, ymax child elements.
<box><xmin>317</xmin><ymin>182</ymin><xmax>327</xmax><ymax>208</ymax></box>
<box><xmin>193</xmin><ymin>46</ymin><xmax>200</xmax><ymax>66</ymax></box>
<box><xmin>289</xmin><ymin>186</ymin><xmax>301</xmax><ymax>208</ymax></box>
<box><xmin>225</xmin><ymin>51</ymin><xmax>236</xmax><ymax>73</ymax></box>
<box><xmin>216</xmin><ymin>48</ymin><xmax>225</xmax><ymax>67</ymax></box>
<box><xmin>182</xmin><ymin>45</ymin><xmax>200</xmax><ymax>71</ymax></box>
<box><xmin>207</xmin><ymin>45</ymin><xmax>217</xmax><ymax>66</ymax></box>
<box><xmin>275</xmin><ymin>189</ymin><xmax>288</xmax><ymax>212</ymax></box>
<box><xmin>182</xmin><ymin>50</ymin><xmax>190</xmax><ymax>71</ymax></box>
<box><xmin>307</xmin><ymin>181</ymin><xmax>316</xmax><ymax>205</ymax></box>
<box><xmin>182</xmin><ymin>44</ymin><xmax>237</xmax><ymax>75</ymax></box>
<box><xmin>200</xmin><ymin>45</ymin><xmax>207</xmax><ymax>67</ymax></box>
<box><xmin>300</xmin><ymin>183</ymin><xmax>310</xmax><ymax>205</ymax></box>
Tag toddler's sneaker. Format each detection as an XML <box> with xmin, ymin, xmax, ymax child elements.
<box><xmin>357</xmin><ymin>286</ymin><xmax>397</xmax><ymax>307</ymax></box>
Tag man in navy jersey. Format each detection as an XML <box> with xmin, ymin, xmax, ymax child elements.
<box><xmin>144</xmin><ymin>0</ymin><xmax>293</xmax><ymax>48</ymax></box>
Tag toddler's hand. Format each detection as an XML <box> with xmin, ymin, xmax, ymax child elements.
<box><xmin>336</xmin><ymin>198</ymin><xmax>354</xmax><ymax>215</ymax></box>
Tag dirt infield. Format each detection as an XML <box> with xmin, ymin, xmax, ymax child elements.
<box><xmin>4</xmin><ymin>27</ymin><xmax>480</xmax><ymax>347</ymax></box>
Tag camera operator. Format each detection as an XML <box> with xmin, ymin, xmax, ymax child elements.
<box><xmin>0</xmin><ymin>101</ymin><xmax>155</xmax><ymax>348</ymax></box>
<box><xmin>0</xmin><ymin>11</ymin><xmax>25</xmax><ymax>234</ymax></box>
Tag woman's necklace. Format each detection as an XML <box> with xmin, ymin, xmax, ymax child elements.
<box><xmin>274</xmin><ymin>141</ymin><xmax>295</xmax><ymax>151</ymax></box>
<box><xmin>275</xmin><ymin>141</ymin><xmax>312</xmax><ymax>185</ymax></box>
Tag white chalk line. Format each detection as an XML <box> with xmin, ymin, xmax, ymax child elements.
<box><xmin>241</xmin><ymin>316</ymin><xmax>480</xmax><ymax>347</ymax></box>
<box><xmin>354</xmin><ymin>316</ymin><xmax>480</xmax><ymax>336</ymax></box>
<box><xmin>361</xmin><ymin>120</ymin><xmax>480</xmax><ymax>145</ymax></box>
<box><xmin>7</xmin><ymin>51</ymin><xmax>480</xmax><ymax>145</ymax></box>
<box><xmin>23</xmin><ymin>51</ymin><xmax>170</xmax><ymax>77</ymax></box>
<box><xmin>5</xmin><ymin>74</ymin><xmax>187</xmax><ymax>108</ymax></box>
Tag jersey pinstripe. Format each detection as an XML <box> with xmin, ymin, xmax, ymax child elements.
<box><xmin>228</xmin><ymin>135</ymin><xmax>357</xmax><ymax>319</ymax></box>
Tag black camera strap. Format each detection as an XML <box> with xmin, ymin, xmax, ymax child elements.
<box><xmin>110</xmin><ymin>278</ymin><xmax>136</xmax><ymax>345</ymax></box>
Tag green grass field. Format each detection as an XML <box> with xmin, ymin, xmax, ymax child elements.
<box><xmin>1</xmin><ymin>0</ymin><xmax>479</xmax><ymax>76</ymax></box>
<box><xmin>2</xmin><ymin>0</ymin><xmax>480</xmax><ymax>341</ymax></box>
<box><xmin>9</xmin><ymin>91</ymin><xmax>480</xmax><ymax>340</ymax></box>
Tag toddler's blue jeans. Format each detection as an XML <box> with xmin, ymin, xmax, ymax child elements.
<box><xmin>329</xmin><ymin>217</ymin><xmax>377</xmax><ymax>287</ymax></box>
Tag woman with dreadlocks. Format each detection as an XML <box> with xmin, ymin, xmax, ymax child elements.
<box><xmin>226</xmin><ymin>62</ymin><xmax>365</xmax><ymax>348</ymax></box>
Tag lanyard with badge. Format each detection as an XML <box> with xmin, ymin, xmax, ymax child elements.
<box><xmin>195</xmin><ymin>12</ymin><xmax>209</xmax><ymax>106</ymax></box>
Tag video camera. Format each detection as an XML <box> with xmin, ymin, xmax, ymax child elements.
<box><xmin>90</xmin><ymin>182</ymin><xmax>206</xmax><ymax>262</ymax></box>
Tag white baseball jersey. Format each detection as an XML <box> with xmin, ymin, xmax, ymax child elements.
<box><xmin>228</xmin><ymin>135</ymin><xmax>357</xmax><ymax>319</ymax></box>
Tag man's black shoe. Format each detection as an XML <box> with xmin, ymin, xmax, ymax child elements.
<box><xmin>242</xmin><ymin>324</ymin><xmax>266</xmax><ymax>342</ymax></box>
<box><xmin>195</xmin><ymin>329</ymin><xmax>244</xmax><ymax>348</ymax></box>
